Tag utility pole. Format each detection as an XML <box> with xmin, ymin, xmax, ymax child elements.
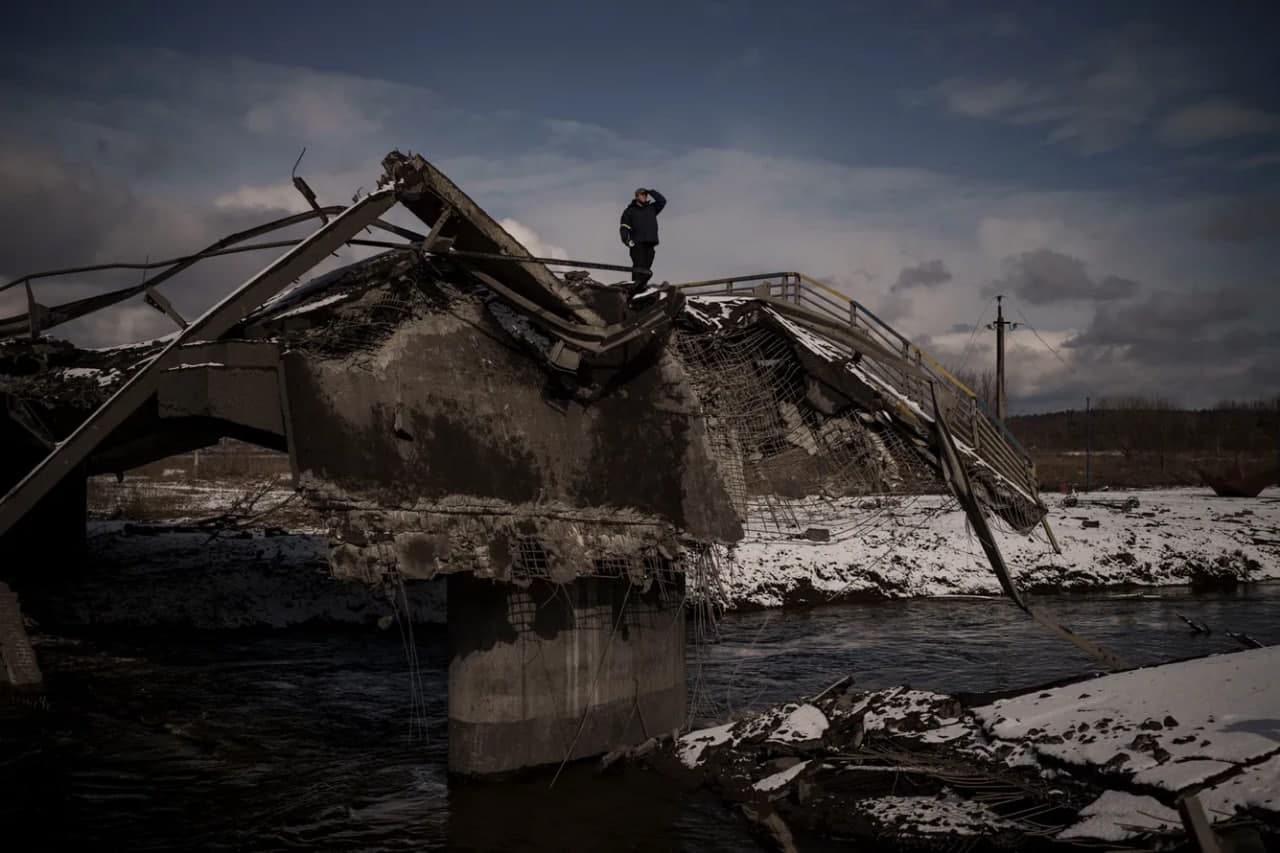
<box><xmin>1085</xmin><ymin>396</ymin><xmax>1092</xmax><ymax>493</ymax></box>
<box><xmin>986</xmin><ymin>295</ymin><xmax>1019</xmax><ymax>422</ymax></box>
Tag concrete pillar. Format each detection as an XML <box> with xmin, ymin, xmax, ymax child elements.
<box><xmin>0</xmin><ymin>582</ymin><xmax>41</xmax><ymax>688</ymax></box>
<box><xmin>447</xmin><ymin>572</ymin><xmax>685</xmax><ymax>776</ymax></box>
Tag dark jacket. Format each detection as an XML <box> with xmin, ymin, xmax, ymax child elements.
<box><xmin>619</xmin><ymin>190</ymin><xmax>666</xmax><ymax>246</ymax></box>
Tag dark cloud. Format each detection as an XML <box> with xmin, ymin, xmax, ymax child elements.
<box><xmin>1198</xmin><ymin>199</ymin><xmax>1280</xmax><ymax>243</ymax></box>
<box><xmin>0</xmin><ymin>136</ymin><xmax>310</xmax><ymax>347</ymax></box>
<box><xmin>891</xmin><ymin>259</ymin><xmax>952</xmax><ymax>292</ymax></box>
<box><xmin>989</xmin><ymin>249</ymin><xmax>1140</xmax><ymax>305</ymax></box>
<box><xmin>876</xmin><ymin>290</ymin><xmax>913</xmax><ymax>324</ymax></box>
<box><xmin>1064</xmin><ymin>287</ymin><xmax>1262</xmax><ymax>366</ymax></box>
<box><xmin>930</xmin><ymin>27</ymin><xmax>1202</xmax><ymax>155</ymax></box>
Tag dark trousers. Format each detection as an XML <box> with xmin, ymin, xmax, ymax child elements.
<box><xmin>629</xmin><ymin>243</ymin><xmax>656</xmax><ymax>288</ymax></box>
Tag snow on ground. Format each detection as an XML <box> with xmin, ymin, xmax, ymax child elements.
<box><xmin>975</xmin><ymin>647</ymin><xmax>1280</xmax><ymax>796</ymax></box>
<box><xmin>975</xmin><ymin>646</ymin><xmax>1280</xmax><ymax>826</ymax></box>
<box><xmin>716</xmin><ymin>489</ymin><xmax>1280</xmax><ymax>608</ymax></box>
<box><xmin>89</xmin><ymin>477</ymin><xmax>305</xmax><ymax>522</ymax></box>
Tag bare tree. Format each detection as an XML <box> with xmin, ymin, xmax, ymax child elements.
<box><xmin>951</xmin><ymin>368</ymin><xmax>997</xmax><ymax>412</ymax></box>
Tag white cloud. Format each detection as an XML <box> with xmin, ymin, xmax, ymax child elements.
<box><xmin>498</xmin><ymin>219</ymin><xmax>568</xmax><ymax>260</ymax></box>
<box><xmin>215</xmin><ymin>183</ymin><xmax>308</xmax><ymax>213</ymax></box>
<box><xmin>935</xmin><ymin>78</ymin><xmax>1045</xmax><ymax>119</ymax></box>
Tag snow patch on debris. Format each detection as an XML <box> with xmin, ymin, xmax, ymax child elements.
<box><xmin>678</xmin><ymin>722</ymin><xmax>739</xmax><ymax>768</ymax></box>
<box><xmin>767</xmin><ymin>704</ymin><xmax>828</xmax><ymax>743</ymax></box>
<box><xmin>61</xmin><ymin>366</ymin><xmax>124</xmax><ymax>387</ymax></box>
<box><xmin>1057</xmin><ymin>790</ymin><xmax>1180</xmax><ymax>841</ymax></box>
<box><xmin>166</xmin><ymin>362</ymin><xmax>225</xmax><ymax>371</ymax></box>
<box><xmin>713</xmin><ymin>489</ymin><xmax>1280</xmax><ymax>608</ymax></box>
<box><xmin>272</xmin><ymin>290</ymin><xmax>355</xmax><ymax>318</ymax></box>
<box><xmin>1201</xmin><ymin>752</ymin><xmax>1280</xmax><ymax>818</ymax></box>
<box><xmin>752</xmin><ymin>760</ymin><xmax>810</xmax><ymax>791</ymax></box>
<box><xmin>856</xmin><ymin>793</ymin><xmax>1014</xmax><ymax>835</ymax></box>
<box><xmin>651</xmin><ymin>649</ymin><xmax>1280</xmax><ymax>848</ymax></box>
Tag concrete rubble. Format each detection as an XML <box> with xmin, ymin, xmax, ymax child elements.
<box><xmin>620</xmin><ymin>647</ymin><xmax>1280</xmax><ymax>851</ymax></box>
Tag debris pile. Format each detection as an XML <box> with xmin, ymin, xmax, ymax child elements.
<box><xmin>618</xmin><ymin>647</ymin><xmax>1280</xmax><ymax>850</ymax></box>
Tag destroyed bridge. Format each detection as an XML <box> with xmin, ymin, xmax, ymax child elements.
<box><xmin>0</xmin><ymin>151</ymin><xmax>1050</xmax><ymax>775</ymax></box>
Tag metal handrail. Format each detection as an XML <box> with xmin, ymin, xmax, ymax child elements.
<box><xmin>675</xmin><ymin>272</ymin><xmax>974</xmax><ymax>394</ymax></box>
<box><xmin>674</xmin><ymin>271</ymin><xmax>1037</xmax><ymax>466</ymax></box>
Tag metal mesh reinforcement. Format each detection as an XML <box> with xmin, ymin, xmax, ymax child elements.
<box><xmin>674</xmin><ymin>325</ymin><xmax>949</xmax><ymax>538</ymax></box>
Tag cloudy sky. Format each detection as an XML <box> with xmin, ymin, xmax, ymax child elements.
<box><xmin>2</xmin><ymin>0</ymin><xmax>1277</xmax><ymax>412</ymax></box>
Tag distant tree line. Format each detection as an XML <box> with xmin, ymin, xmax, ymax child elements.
<box><xmin>1006</xmin><ymin>396</ymin><xmax>1280</xmax><ymax>455</ymax></box>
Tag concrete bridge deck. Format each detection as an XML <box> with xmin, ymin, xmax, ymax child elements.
<box><xmin>0</xmin><ymin>151</ymin><xmax>1046</xmax><ymax>774</ymax></box>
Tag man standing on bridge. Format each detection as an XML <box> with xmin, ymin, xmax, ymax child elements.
<box><xmin>619</xmin><ymin>187</ymin><xmax>666</xmax><ymax>291</ymax></box>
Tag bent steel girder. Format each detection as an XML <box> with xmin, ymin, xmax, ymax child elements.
<box><xmin>0</xmin><ymin>188</ymin><xmax>398</xmax><ymax>540</ymax></box>
<box><xmin>0</xmin><ymin>209</ymin><xmax>423</xmax><ymax>339</ymax></box>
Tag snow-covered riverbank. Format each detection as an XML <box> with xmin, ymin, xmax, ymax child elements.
<box><xmin>31</xmin><ymin>486</ymin><xmax>1277</xmax><ymax>629</ymax></box>
<box><xmin>715</xmin><ymin>488</ymin><xmax>1280</xmax><ymax>608</ymax></box>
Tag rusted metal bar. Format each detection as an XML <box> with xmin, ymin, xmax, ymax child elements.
<box><xmin>931</xmin><ymin>384</ymin><xmax>1126</xmax><ymax>670</ymax></box>
<box><xmin>1040</xmin><ymin>517</ymin><xmax>1062</xmax><ymax>555</ymax></box>
<box><xmin>0</xmin><ymin>188</ymin><xmax>398</xmax><ymax>541</ymax></box>
<box><xmin>290</xmin><ymin>148</ymin><xmax>329</xmax><ymax>225</ymax></box>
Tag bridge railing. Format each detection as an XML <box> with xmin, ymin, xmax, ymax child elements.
<box><xmin>673</xmin><ymin>272</ymin><xmax>1039</xmax><ymax>492</ymax></box>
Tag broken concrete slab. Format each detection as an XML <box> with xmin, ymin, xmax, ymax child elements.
<box><xmin>632</xmin><ymin>648</ymin><xmax>1280</xmax><ymax>849</ymax></box>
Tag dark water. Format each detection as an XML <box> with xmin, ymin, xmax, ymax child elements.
<box><xmin>3</xmin><ymin>586</ymin><xmax>1277</xmax><ymax>851</ymax></box>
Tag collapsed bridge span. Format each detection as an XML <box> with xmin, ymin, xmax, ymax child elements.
<box><xmin>0</xmin><ymin>151</ymin><xmax>1047</xmax><ymax>774</ymax></box>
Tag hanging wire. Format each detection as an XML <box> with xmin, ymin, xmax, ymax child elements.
<box><xmin>956</xmin><ymin>295</ymin><xmax>997</xmax><ymax>375</ymax></box>
<box><xmin>1014</xmin><ymin>306</ymin><xmax>1070</xmax><ymax>368</ymax></box>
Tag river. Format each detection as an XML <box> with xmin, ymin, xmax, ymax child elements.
<box><xmin>2</xmin><ymin>585</ymin><xmax>1275</xmax><ymax>851</ymax></box>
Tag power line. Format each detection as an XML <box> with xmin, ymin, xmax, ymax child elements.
<box><xmin>956</xmin><ymin>295</ymin><xmax>996</xmax><ymax>374</ymax></box>
<box><xmin>1014</xmin><ymin>306</ymin><xmax>1070</xmax><ymax>368</ymax></box>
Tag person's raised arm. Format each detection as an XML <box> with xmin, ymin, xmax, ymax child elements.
<box><xmin>647</xmin><ymin>189</ymin><xmax>666</xmax><ymax>214</ymax></box>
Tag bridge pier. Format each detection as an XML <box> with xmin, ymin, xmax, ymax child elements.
<box><xmin>447</xmin><ymin>572</ymin><xmax>685</xmax><ymax>776</ymax></box>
